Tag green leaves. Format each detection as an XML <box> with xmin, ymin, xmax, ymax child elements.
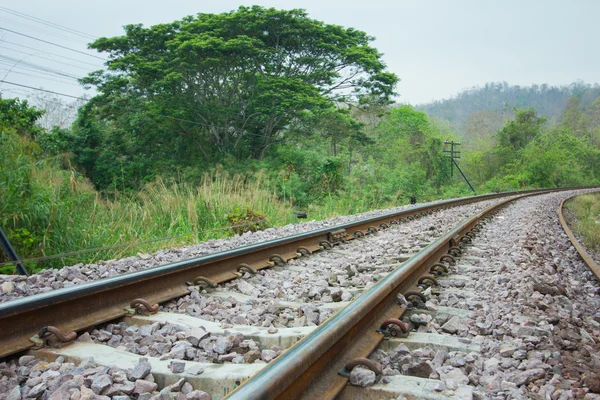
<box><xmin>78</xmin><ymin>5</ymin><xmax>397</xmax><ymax>187</ymax></box>
<box><xmin>0</xmin><ymin>95</ymin><xmax>44</xmax><ymax>137</ymax></box>
<box><xmin>497</xmin><ymin>108</ymin><xmax>546</xmax><ymax>151</ymax></box>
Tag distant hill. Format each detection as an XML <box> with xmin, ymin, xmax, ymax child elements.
<box><xmin>417</xmin><ymin>81</ymin><xmax>600</xmax><ymax>136</ymax></box>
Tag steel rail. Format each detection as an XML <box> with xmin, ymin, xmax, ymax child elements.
<box><xmin>223</xmin><ymin>188</ymin><xmax>573</xmax><ymax>400</ymax></box>
<box><xmin>0</xmin><ymin>188</ymin><xmax>583</xmax><ymax>359</ymax></box>
<box><xmin>558</xmin><ymin>194</ymin><xmax>600</xmax><ymax>281</ymax></box>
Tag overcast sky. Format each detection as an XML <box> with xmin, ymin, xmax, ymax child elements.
<box><xmin>0</xmin><ymin>0</ymin><xmax>597</xmax><ymax>105</ymax></box>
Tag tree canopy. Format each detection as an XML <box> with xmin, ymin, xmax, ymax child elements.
<box><xmin>0</xmin><ymin>95</ymin><xmax>44</xmax><ymax>137</ymax></box>
<box><xmin>79</xmin><ymin>6</ymin><xmax>397</xmax><ymax>178</ymax></box>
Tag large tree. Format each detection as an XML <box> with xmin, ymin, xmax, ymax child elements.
<box><xmin>80</xmin><ymin>6</ymin><xmax>397</xmax><ymax>168</ymax></box>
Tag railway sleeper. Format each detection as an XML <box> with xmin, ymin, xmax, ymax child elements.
<box><xmin>126</xmin><ymin>312</ymin><xmax>313</xmax><ymax>349</ymax></box>
<box><xmin>32</xmin><ymin>343</ymin><xmax>262</xmax><ymax>400</ymax></box>
<box><xmin>339</xmin><ymin>374</ymin><xmax>473</xmax><ymax>400</ymax></box>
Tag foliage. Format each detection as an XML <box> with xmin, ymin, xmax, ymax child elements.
<box><xmin>419</xmin><ymin>81</ymin><xmax>600</xmax><ymax>134</ymax></box>
<box><xmin>3</xmin><ymin>9</ymin><xmax>600</xmax><ymax>274</ymax></box>
<box><xmin>226</xmin><ymin>207</ymin><xmax>268</xmax><ymax>234</ymax></box>
<box><xmin>497</xmin><ymin>108</ymin><xmax>546</xmax><ymax>151</ymax></box>
<box><xmin>0</xmin><ymin>94</ymin><xmax>44</xmax><ymax>137</ymax></box>
<box><xmin>565</xmin><ymin>194</ymin><xmax>600</xmax><ymax>251</ymax></box>
<box><xmin>74</xmin><ymin>6</ymin><xmax>398</xmax><ymax>190</ymax></box>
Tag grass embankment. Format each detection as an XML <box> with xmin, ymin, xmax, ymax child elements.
<box><xmin>1</xmin><ymin>134</ymin><xmax>471</xmax><ymax>275</ymax></box>
<box><xmin>565</xmin><ymin>193</ymin><xmax>600</xmax><ymax>251</ymax></box>
<box><xmin>1</xmin><ymin>165</ymin><xmax>296</xmax><ymax>274</ymax></box>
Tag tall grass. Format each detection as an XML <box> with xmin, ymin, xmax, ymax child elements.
<box><xmin>1</xmin><ymin>134</ymin><xmax>299</xmax><ymax>273</ymax></box>
<box><xmin>565</xmin><ymin>193</ymin><xmax>600</xmax><ymax>251</ymax></box>
<box><xmin>1</xmin><ymin>133</ymin><xmax>476</xmax><ymax>274</ymax></box>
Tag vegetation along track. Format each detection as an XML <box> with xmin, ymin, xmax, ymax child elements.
<box><xmin>0</xmin><ymin>187</ymin><xmax>598</xmax><ymax>400</ymax></box>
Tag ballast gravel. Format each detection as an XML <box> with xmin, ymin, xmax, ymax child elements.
<box><xmin>81</xmin><ymin>321</ymin><xmax>280</xmax><ymax>365</ymax></box>
<box><xmin>0</xmin><ymin>355</ymin><xmax>212</xmax><ymax>400</ymax></box>
<box><xmin>368</xmin><ymin>190</ymin><xmax>600</xmax><ymax>400</ymax></box>
<box><xmin>160</xmin><ymin>198</ymin><xmax>507</xmax><ymax>327</ymax></box>
<box><xmin>0</xmin><ymin>195</ymin><xmax>512</xmax><ymax>400</ymax></box>
<box><xmin>0</xmin><ymin>194</ymin><xmax>507</xmax><ymax>303</ymax></box>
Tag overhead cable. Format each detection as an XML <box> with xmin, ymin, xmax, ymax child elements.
<box><xmin>0</xmin><ymin>27</ymin><xmax>106</xmax><ymax>61</ymax></box>
<box><xmin>2</xmin><ymin>40</ymin><xmax>103</xmax><ymax>68</ymax></box>
<box><xmin>0</xmin><ymin>6</ymin><xmax>97</xmax><ymax>40</ymax></box>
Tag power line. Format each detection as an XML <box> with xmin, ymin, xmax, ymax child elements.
<box><xmin>0</xmin><ymin>16</ymin><xmax>90</xmax><ymax>45</ymax></box>
<box><xmin>0</xmin><ymin>61</ymin><xmax>80</xmax><ymax>82</ymax></box>
<box><xmin>0</xmin><ymin>56</ymin><xmax>83</xmax><ymax>81</ymax></box>
<box><xmin>2</xmin><ymin>40</ymin><xmax>103</xmax><ymax>68</ymax></box>
<box><xmin>0</xmin><ymin>52</ymin><xmax>92</xmax><ymax>78</ymax></box>
<box><xmin>0</xmin><ymin>68</ymin><xmax>83</xmax><ymax>86</ymax></box>
<box><xmin>1</xmin><ymin>81</ymin><xmax>86</xmax><ymax>100</ymax></box>
<box><xmin>0</xmin><ymin>27</ymin><xmax>106</xmax><ymax>61</ymax></box>
<box><xmin>0</xmin><ymin>6</ymin><xmax>97</xmax><ymax>40</ymax></box>
<box><xmin>0</xmin><ymin>45</ymin><xmax>98</xmax><ymax>71</ymax></box>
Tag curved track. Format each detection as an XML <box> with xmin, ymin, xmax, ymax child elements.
<box><xmin>558</xmin><ymin>195</ymin><xmax>600</xmax><ymax>282</ymax></box>
<box><xmin>0</xmin><ymin>186</ymin><xmax>597</xmax><ymax>400</ymax></box>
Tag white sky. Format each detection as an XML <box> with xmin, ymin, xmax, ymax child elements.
<box><xmin>0</xmin><ymin>0</ymin><xmax>598</xmax><ymax>105</ymax></box>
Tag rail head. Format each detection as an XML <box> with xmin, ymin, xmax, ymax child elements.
<box><xmin>0</xmin><ymin>186</ymin><xmax>589</xmax><ymax>360</ymax></box>
<box><xmin>223</xmin><ymin>190</ymin><xmax>570</xmax><ymax>400</ymax></box>
<box><xmin>0</xmin><ymin>188</ymin><xmax>545</xmax><ymax>318</ymax></box>
<box><xmin>558</xmin><ymin>194</ymin><xmax>600</xmax><ymax>282</ymax></box>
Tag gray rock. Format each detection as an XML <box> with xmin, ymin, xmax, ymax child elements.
<box><xmin>499</xmin><ymin>346</ymin><xmax>516</xmax><ymax>357</ymax></box>
<box><xmin>133</xmin><ymin>379</ymin><xmax>158</xmax><ymax>395</ymax></box>
<box><xmin>158</xmin><ymin>386</ymin><xmax>172</xmax><ymax>400</ymax></box>
<box><xmin>186</xmin><ymin>364</ymin><xmax>205</xmax><ymax>376</ymax></box>
<box><xmin>79</xmin><ymin>357</ymin><xmax>96</xmax><ymax>369</ymax></box>
<box><xmin>115</xmin><ymin>381</ymin><xmax>135</xmax><ymax>395</ymax></box>
<box><xmin>432</xmin><ymin>350</ymin><xmax>448</xmax><ymax>368</ymax></box>
<box><xmin>169</xmin><ymin>361</ymin><xmax>185</xmax><ymax>373</ymax></box>
<box><xmin>6</xmin><ymin>385</ymin><xmax>21</xmax><ymax>400</ymax></box>
<box><xmin>96</xmin><ymin>330</ymin><xmax>112</xmax><ymax>342</ymax></box>
<box><xmin>449</xmin><ymin>357</ymin><xmax>466</xmax><ymax>367</ymax></box>
<box><xmin>439</xmin><ymin>368</ymin><xmax>469</xmax><ymax>385</ymax></box>
<box><xmin>1</xmin><ymin>281</ymin><xmax>14</xmax><ymax>294</ymax></box>
<box><xmin>128</xmin><ymin>358</ymin><xmax>152</xmax><ymax>380</ymax></box>
<box><xmin>185</xmin><ymin>390</ymin><xmax>212</xmax><ymax>400</ymax></box>
<box><xmin>28</xmin><ymin>382</ymin><xmax>46</xmax><ymax>398</ymax></box>
<box><xmin>91</xmin><ymin>374</ymin><xmax>112</xmax><ymax>394</ymax></box>
<box><xmin>510</xmin><ymin>368</ymin><xmax>546</xmax><ymax>386</ymax></box>
<box><xmin>18</xmin><ymin>356</ymin><xmax>36</xmax><ymax>366</ymax></box>
<box><xmin>236</xmin><ymin>280</ymin><xmax>259</xmax><ymax>296</ymax></box>
<box><xmin>349</xmin><ymin>367</ymin><xmax>376</xmax><ymax>387</ymax></box>
<box><xmin>214</xmin><ymin>336</ymin><xmax>231</xmax><ymax>355</ymax></box>
<box><xmin>168</xmin><ymin>378</ymin><xmax>186</xmax><ymax>392</ymax></box>
<box><xmin>410</xmin><ymin>313</ymin><xmax>432</xmax><ymax>325</ymax></box>
<box><xmin>407</xmin><ymin>361</ymin><xmax>433</xmax><ymax>378</ymax></box>
<box><xmin>186</xmin><ymin>328</ymin><xmax>209</xmax><ymax>347</ymax></box>
<box><xmin>261</xmin><ymin>349</ymin><xmax>278</xmax><ymax>362</ymax></box>
<box><xmin>394</xmin><ymin>343</ymin><xmax>411</xmax><ymax>355</ymax></box>
<box><xmin>77</xmin><ymin>332</ymin><xmax>93</xmax><ymax>343</ymax></box>
<box><xmin>441</xmin><ymin>316</ymin><xmax>461</xmax><ymax>334</ymax></box>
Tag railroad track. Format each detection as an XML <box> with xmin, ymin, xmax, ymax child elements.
<box><xmin>0</xmin><ymin>187</ymin><xmax>598</xmax><ymax>400</ymax></box>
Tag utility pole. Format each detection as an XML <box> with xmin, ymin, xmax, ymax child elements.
<box><xmin>443</xmin><ymin>140</ymin><xmax>460</xmax><ymax>178</ymax></box>
<box><xmin>444</xmin><ymin>140</ymin><xmax>475</xmax><ymax>194</ymax></box>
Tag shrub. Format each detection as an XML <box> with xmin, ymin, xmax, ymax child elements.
<box><xmin>227</xmin><ymin>207</ymin><xmax>269</xmax><ymax>234</ymax></box>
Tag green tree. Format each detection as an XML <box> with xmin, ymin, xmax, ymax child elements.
<box><xmin>497</xmin><ymin>108</ymin><xmax>546</xmax><ymax>151</ymax></box>
<box><xmin>0</xmin><ymin>95</ymin><xmax>44</xmax><ymax>137</ymax></box>
<box><xmin>78</xmin><ymin>6</ymin><xmax>398</xmax><ymax>185</ymax></box>
<box><xmin>560</xmin><ymin>96</ymin><xmax>589</xmax><ymax>138</ymax></box>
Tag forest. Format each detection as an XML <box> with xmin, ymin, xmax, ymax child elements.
<box><xmin>2</xmin><ymin>6</ymin><xmax>600</xmax><ymax>273</ymax></box>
